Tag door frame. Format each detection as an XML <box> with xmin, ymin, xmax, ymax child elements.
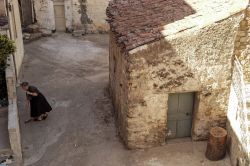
<box><xmin>53</xmin><ymin>1</ymin><xmax>64</xmax><ymax>6</ymax></box>
<box><xmin>166</xmin><ymin>91</ymin><xmax>199</xmax><ymax>141</ymax></box>
<box><xmin>53</xmin><ymin>1</ymin><xmax>66</xmax><ymax>32</ymax></box>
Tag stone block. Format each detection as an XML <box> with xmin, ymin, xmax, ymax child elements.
<box><xmin>8</xmin><ymin>101</ymin><xmax>22</xmax><ymax>165</ymax></box>
<box><xmin>240</xmin><ymin>37</ymin><xmax>248</xmax><ymax>42</ymax></box>
<box><xmin>40</xmin><ymin>29</ymin><xmax>52</xmax><ymax>37</ymax></box>
<box><xmin>240</xmin><ymin>20</ymin><xmax>247</xmax><ymax>27</ymax></box>
<box><xmin>5</xmin><ymin>56</ymin><xmax>22</xmax><ymax>164</ymax></box>
<box><xmin>24</xmin><ymin>24</ymin><xmax>40</xmax><ymax>33</ymax></box>
<box><xmin>238</xmin><ymin>31</ymin><xmax>246</xmax><ymax>36</ymax></box>
<box><xmin>235</xmin><ymin>42</ymin><xmax>241</xmax><ymax>47</ymax></box>
<box><xmin>72</xmin><ymin>30</ymin><xmax>86</xmax><ymax>37</ymax></box>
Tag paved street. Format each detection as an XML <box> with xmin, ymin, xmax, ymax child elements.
<box><xmin>17</xmin><ymin>34</ymin><xmax>231</xmax><ymax>166</ymax></box>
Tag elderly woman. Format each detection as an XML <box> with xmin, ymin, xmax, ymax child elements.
<box><xmin>20</xmin><ymin>82</ymin><xmax>52</xmax><ymax>123</ymax></box>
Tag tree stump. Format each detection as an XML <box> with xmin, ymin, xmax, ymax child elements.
<box><xmin>205</xmin><ymin>127</ymin><xmax>227</xmax><ymax>161</ymax></box>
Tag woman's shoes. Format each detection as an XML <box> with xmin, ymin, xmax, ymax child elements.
<box><xmin>34</xmin><ymin>117</ymin><xmax>43</xmax><ymax>121</ymax></box>
<box><xmin>24</xmin><ymin>119</ymin><xmax>33</xmax><ymax>124</ymax></box>
<box><xmin>25</xmin><ymin>114</ymin><xmax>48</xmax><ymax>123</ymax></box>
<box><xmin>42</xmin><ymin>114</ymin><xmax>48</xmax><ymax>120</ymax></box>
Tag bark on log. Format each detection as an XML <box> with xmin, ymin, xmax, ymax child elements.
<box><xmin>205</xmin><ymin>127</ymin><xmax>227</xmax><ymax>161</ymax></box>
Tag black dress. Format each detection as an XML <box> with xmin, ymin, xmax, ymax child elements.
<box><xmin>26</xmin><ymin>86</ymin><xmax>52</xmax><ymax>118</ymax></box>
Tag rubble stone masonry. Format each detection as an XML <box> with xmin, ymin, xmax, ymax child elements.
<box><xmin>108</xmin><ymin>0</ymin><xmax>248</xmax><ymax>149</ymax></box>
<box><xmin>234</xmin><ymin>3</ymin><xmax>250</xmax><ymax>83</ymax></box>
<box><xmin>227</xmin><ymin>1</ymin><xmax>250</xmax><ymax>166</ymax></box>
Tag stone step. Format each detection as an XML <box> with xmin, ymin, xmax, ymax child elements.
<box><xmin>40</xmin><ymin>29</ymin><xmax>52</xmax><ymax>37</ymax></box>
<box><xmin>23</xmin><ymin>24</ymin><xmax>40</xmax><ymax>33</ymax></box>
<box><xmin>23</xmin><ymin>32</ymin><xmax>43</xmax><ymax>44</ymax></box>
<box><xmin>72</xmin><ymin>30</ymin><xmax>86</xmax><ymax>37</ymax></box>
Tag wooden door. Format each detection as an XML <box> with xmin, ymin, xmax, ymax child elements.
<box><xmin>20</xmin><ymin>0</ymin><xmax>33</xmax><ymax>26</ymax></box>
<box><xmin>167</xmin><ymin>92</ymin><xmax>194</xmax><ymax>139</ymax></box>
<box><xmin>54</xmin><ymin>4</ymin><xmax>66</xmax><ymax>32</ymax></box>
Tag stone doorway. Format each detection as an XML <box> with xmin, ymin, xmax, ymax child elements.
<box><xmin>54</xmin><ymin>1</ymin><xmax>66</xmax><ymax>32</ymax></box>
<box><xmin>20</xmin><ymin>0</ymin><xmax>34</xmax><ymax>27</ymax></box>
<box><xmin>167</xmin><ymin>92</ymin><xmax>195</xmax><ymax>139</ymax></box>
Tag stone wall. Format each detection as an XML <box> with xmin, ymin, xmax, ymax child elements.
<box><xmin>33</xmin><ymin>0</ymin><xmax>56</xmax><ymax>31</ymax></box>
<box><xmin>6</xmin><ymin>55</ymin><xmax>22</xmax><ymax>165</ymax></box>
<box><xmin>33</xmin><ymin>0</ymin><xmax>109</xmax><ymax>33</ymax></box>
<box><xmin>227</xmin><ymin>56</ymin><xmax>250</xmax><ymax>166</ymax></box>
<box><xmin>109</xmin><ymin>32</ymin><xmax>129</xmax><ymax>144</ymax></box>
<box><xmin>64</xmin><ymin>0</ymin><xmax>73</xmax><ymax>31</ymax></box>
<box><xmin>70</xmin><ymin>0</ymin><xmax>109</xmax><ymax>33</ymax></box>
<box><xmin>227</xmin><ymin>1</ymin><xmax>250</xmax><ymax>165</ymax></box>
<box><xmin>227</xmin><ymin>122</ymin><xmax>249</xmax><ymax>166</ymax></box>
<box><xmin>109</xmin><ymin>11</ymin><xmax>245</xmax><ymax>148</ymax></box>
<box><xmin>227</xmin><ymin>58</ymin><xmax>250</xmax><ymax>166</ymax></box>
<box><xmin>0</xmin><ymin>0</ymin><xmax>24</xmax><ymax>76</ymax></box>
<box><xmin>234</xmin><ymin>3</ymin><xmax>250</xmax><ymax>83</ymax></box>
<box><xmin>12</xmin><ymin>0</ymin><xmax>24</xmax><ymax>76</ymax></box>
<box><xmin>8</xmin><ymin>0</ymin><xmax>24</xmax><ymax>76</ymax></box>
<box><xmin>0</xmin><ymin>1</ymin><xmax>23</xmax><ymax>163</ymax></box>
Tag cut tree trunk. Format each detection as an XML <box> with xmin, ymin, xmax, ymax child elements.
<box><xmin>205</xmin><ymin>127</ymin><xmax>227</xmax><ymax>161</ymax></box>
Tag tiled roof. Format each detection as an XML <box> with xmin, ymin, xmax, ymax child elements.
<box><xmin>106</xmin><ymin>0</ymin><xmax>195</xmax><ymax>51</ymax></box>
<box><xmin>0</xmin><ymin>16</ymin><xmax>8</xmax><ymax>27</ymax></box>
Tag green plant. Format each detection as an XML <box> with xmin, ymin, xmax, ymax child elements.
<box><xmin>0</xmin><ymin>35</ymin><xmax>16</xmax><ymax>69</ymax></box>
<box><xmin>0</xmin><ymin>35</ymin><xmax>16</xmax><ymax>106</ymax></box>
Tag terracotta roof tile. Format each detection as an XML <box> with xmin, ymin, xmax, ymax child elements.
<box><xmin>107</xmin><ymin>0</ymin><xmax>195</xmax><ymax>51</ymax></box>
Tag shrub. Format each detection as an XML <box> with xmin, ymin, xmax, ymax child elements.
<box><xmin>0</xmin><ymin>35</ymin><xmax>16</xmax><ymax>106</ymax></box>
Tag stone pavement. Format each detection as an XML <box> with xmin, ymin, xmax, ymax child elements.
<box><xmin>17</xmin><ymin>34</ymin><xmax>231</xmax><ymax>166</ymax></box>
<box><xmin>0</xmin><ymin>107</ymin><xmax>10</xmax><ymax>153</ymax></box>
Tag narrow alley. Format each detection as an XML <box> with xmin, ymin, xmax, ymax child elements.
<box><xmin>17</xmin><ymin>34</ymin><xmax>231</xmax><ymax>166</ymax></box>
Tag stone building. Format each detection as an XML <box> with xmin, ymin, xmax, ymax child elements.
<box><xmin>107</xmin><ymin>0</ymin><xmax>249</xmax><ymax>154</ymax></box>
<box><xmin>0</xmin><ymin>0</ymin><xmax>24</xmax><ymax>164</ymax></box>
<box><xmin>29</xmin><ymin>0</ymin><xmax>110</xmax><ymax>33</ymax></box>
<box><xmin>227</xmin><ymin>1</ymin><xmax>250</xmax><ymax>165</ymax></box>
<box><xmin>0</xmin><ymin>0</ymin><xmax>24</xmax><ymax>76</ymax></box>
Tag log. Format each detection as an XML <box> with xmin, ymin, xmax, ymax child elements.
<box><xmin>205</xmin><ymin>127</ymin><xmax>227</xmax><ymax>161</ymax></box>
